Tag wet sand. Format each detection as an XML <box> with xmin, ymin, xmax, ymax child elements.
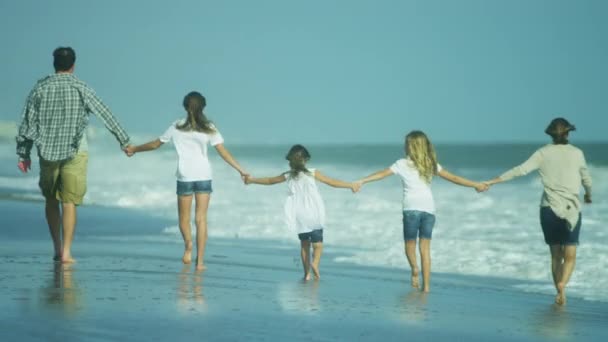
<box><xmin>0</xmin><ymin>199</ymin><xmax>606</xmax><ymax>341</ymax></box>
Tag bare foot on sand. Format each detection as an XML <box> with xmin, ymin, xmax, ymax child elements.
<box><xmin>182</xmin><ymin>241</ymin><xmax>193</xmax><ymax>264</ymax></box>
<box><xmin>196</xmin><ymin>263</ymin><xmax>207</xmax><ymax>271</ymax></box>
<box><xmin>61</xmin><ymin>256</ymin><xmax>76</xmax><ymax>264</ymax></box>
<box><xmin>555</xmin><ymin>283</ymin><xmax>566</xmax><ymax>305</ymax></box>
<box><xmin>411</xmin><ymin>269</ymin><xmax>420</xmax><ymax>289</ymax></box>
<box><xmin>422</xmin><ymin>286</ymin><xmax>430</xmax><ymax>293</ymax></box>
<box><xmin>303</xmin><ymin>273</ymin><xmax>311</xmax><ymax>281</ymax></box>
<box><xmin>311</xmin><ymin>264</ymin><xmax>320</xmax><ymax>280</ymax></box>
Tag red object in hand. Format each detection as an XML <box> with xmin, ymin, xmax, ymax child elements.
<box><xmin>18</xmin><ymin>159</ymin><xmax>31</xmax><ymax>173</ymax></box>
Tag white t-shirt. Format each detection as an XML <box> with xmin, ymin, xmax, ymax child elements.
<box><xmin>389</xmin><ymin>158</ymin><xmax>442</xmax><ymax>214</ymax></box>
<box><xmin>159</xmin><ymin>120</ymin><xmax>224</xmax><ymax>182</ymax></box>
<box><xmin>283</xmin><ymin>169</ymin><xmax>326</xmax><ymax>234</ymax></box>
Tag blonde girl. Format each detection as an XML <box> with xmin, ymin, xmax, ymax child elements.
<box><xmin>356</xmin><ymin>131</ymin><xmax>487</xmax><ymax>292</ymax></box>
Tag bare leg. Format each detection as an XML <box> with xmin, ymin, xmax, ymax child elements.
<box><xmin>556</xmin><ymin>245</ymin><xmax>577</xmax><ymax>305</ymax></box>
<box><xmin>177</xmin><ymin>195</ymin><xmax>193</xmax><ymax>265</ymax></box>
<box><xmin>300</xmin><ymin>241</ymin><xmax>311</xmax><ymax>280</ymax></box>
<box><xmin>549</xmin><ymin>245</ymin><xmax>564</xmax><ymax>291</ymax></box>
<box><xmin>404</xmin><ymin>240</ymin><xmax>419</xmax><ymax>289</ymax></box>
<box><xmin>311</xmin><ymin>242</ymin><xmax>323</xmax><ymax>280</ymax></box>
<box><xmin>194</xmin><ymin>193</ymin><xmax>210</xmax><ymax>271</ymax></box>
<box><xmin>419</xmin><ymin>239</ymin><xmax>431</xmax><ymax>292</ymax></box>
<box><xmin>61</xmin><ymin>203</ymin><xmax>77</xmax><ymax>263</ymax></box>
<box><xmin>45</xmin><ymin>198</ymin><xmax>62</xmax><ymax>260</ymax></box>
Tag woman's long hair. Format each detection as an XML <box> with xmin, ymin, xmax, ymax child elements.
<box><xmin>285</xmin><ymin>144</ymin><xmax>311</xmax><ymax>178</ymax></box>
<box><xmin>176</xmin><ymin>91</ymin><xmax>216</xmax><ymax>133</ymax></box>
<box><xmin>405</xmin><ymin>131</ymin><xmax>438</xmax><ymax>184</ymax></box>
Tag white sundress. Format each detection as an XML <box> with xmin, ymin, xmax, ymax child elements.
<box><xmin>284</xmin><ymin>169</ymin><xmax>326</xmax><ymax>234</ymax></box>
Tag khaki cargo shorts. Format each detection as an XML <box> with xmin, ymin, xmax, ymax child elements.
<box><xmin>39</xmin><ymin>152</ymin><xmax>88</xmax><ymax>205</ymax></box>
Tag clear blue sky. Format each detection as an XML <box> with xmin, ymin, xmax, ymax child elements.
<box><xmin>1</xmin><ymin>0</ymin><xmax>606</xmax><ymax>144</ymax></box>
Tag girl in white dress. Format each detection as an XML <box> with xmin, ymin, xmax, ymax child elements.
<box><xmin>245</xmin><ymin>145</ymin><xmax>358</xmax><ymax>280</ymax></box>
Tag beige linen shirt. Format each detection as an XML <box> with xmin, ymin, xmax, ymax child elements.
<box><xmin>500</xmin><ymin>144</ymin><xmax>592</xmax><ymax>229</ymax></box>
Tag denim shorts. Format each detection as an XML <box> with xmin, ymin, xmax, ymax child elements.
<box><xmin>540</xmin><ymin>206</ymin><xmax>581</xmax><ymax>246</ymax></box>
<box><xmin>176</xmin><ymin>180</ymin><xmax>213</xmax><ymax>196</ymax></box>
<box><xmin>298</xmin><ymin>229</ymin><xmax>323</xmax><ymax>243</ymax></box>
<box><xmin>403</xmin><ymin>210</ymin><xmax>436</xmax><ymax>241</ymax></box>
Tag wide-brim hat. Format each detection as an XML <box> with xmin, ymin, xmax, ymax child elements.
<box><xmin>545</xmin><ymin>117</ymin><xmax>576</xmax><ymax>137</ymax></box>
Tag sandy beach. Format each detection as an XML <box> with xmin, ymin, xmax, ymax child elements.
<box><xmin>1</xmin><ymin>198</ymin><xmax>606</xmax><ymax>342</ymax></box>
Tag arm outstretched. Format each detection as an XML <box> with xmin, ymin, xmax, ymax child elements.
<box><xmin>245</xmin><ymin>174</ymin><xmax>286</xmax><ymax>185</ymax></box>
<box><xmin>215</xmin><ymin>144</ymin><xmax>248</xmax><ymax>177</ymax></box>
<box><xmin>438</xmin><ymin>169</ymin><xmax>488</xmax><ymax>192</ymax></box>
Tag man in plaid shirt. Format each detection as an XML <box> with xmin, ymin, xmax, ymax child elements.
<box><xmin>15</xmin><ymin>47</ymin><xmax>131</xmax><ymax>263</ymax></box>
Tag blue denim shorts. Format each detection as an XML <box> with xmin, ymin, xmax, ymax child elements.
<box><xmin>540</xmin><ymin>206</ymin><xmax>581</xmax><ymax>246</ymax></box>
<box><xmin>403</xmin><ymin>210</ymin><xmax>436</xmax><ymax>240</ymax></box>
<box><xmin>176</xmin><ymin>180</ymin><xmax>213</xmax><ymax>196</ymax></box>
<box><xmin>298</xmin><ymin>229</ymin><xmax>323</xmax><ymax>243</ymax></box>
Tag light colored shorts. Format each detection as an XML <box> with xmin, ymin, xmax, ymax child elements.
<box><xmin>39</xmin><ymin>152</ymin><xmax>88</xmax><ymax>205</ymax></box>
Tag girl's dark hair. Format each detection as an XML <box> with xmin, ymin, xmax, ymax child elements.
<box><xmin>545</xmin><ymin>117</ymin><xmax>575</xmax><ymax>145</ymax></box>
<box><xmin>285</xmin><ymin>144</ymin><xmax>311</xmax><ymax>178</ymax></box>
<box><xmin>176</xmin><ymin>91</ymin><xmax>216</xmax><ymax>133</ymax></box>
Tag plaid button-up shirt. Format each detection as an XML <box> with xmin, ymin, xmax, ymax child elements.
<box><xmin>16</xmin><ymin>73</ymin><xmax>130</xmax><ymax>161</ymax></box>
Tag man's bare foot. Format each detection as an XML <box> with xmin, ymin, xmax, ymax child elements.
<box><xmin>311</xmin><ymin>264</ymin><xmax>320</xmax><ymax>280</ymax></box>
<box><xmin>53</xmin><ymin>254</ymin><xmax>62</xmax><ymax>262</ymax></box>
<box><xmin>182</xmin><ymin>241</ymin><xmax>193</xmax><ymax>264</ymax></box>
<box><xmin>555</xmin><ymin>283</ymin><xmax>566</xmax><ymax>305</ymax></box>
<box><xmin>196</xmin><ymin>263</ymin><xmax>207</xmax><ymax>271</ymax></box>
<box><xmin>422</xmin><ymin>286</ymin><xmax>430</xmax><ymax>293</ymax></box>
<box><xmin>303</xmin><ymin>273</ymin><xmax>311</xmax><ymax>281</ymax></box>
<box><xmin>411</xmin><ymin>269</ymin><xmax>420</xmax><ymax>289</ymax></box>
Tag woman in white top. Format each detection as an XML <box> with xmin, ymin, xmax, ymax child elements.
<box><xmin>126</xmin><ymin>91</ymin><xmax>248</xmax><ymax>271</ymax></box>
<box><xmin>356</xmin><ymin>131</ymin><xmax>487</xmax><ymax>292</ymax></box>
<box><xmin>485</xmin><ymin>118</ymin><xmax>592</xmax><ymax>305</ymax></box>
<box><xmin>245</xmin><ymin>144</ymin><xmax>359</xmax><ymax>280</ymax></box>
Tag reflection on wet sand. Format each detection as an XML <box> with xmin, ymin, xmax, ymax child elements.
<box><xmin>177</xmin><ymin>265</ymin><xmax>206</xmax><ymax>314</ymax></box>
<box><xmin>529</xmin><ymin>304</ymin><xmax>571</xmax><ymax>340</ymax></box>
<box><xmin>41</xmin><ymin>262</ymin><xmax>82</xmax><ymax>316</ymax></box>
<box><xmin>398</xmin><ymin>290</ymin><xmax>428</xmax><ymax>324</ymax></box>
<box><xmin>277</xmin><ymin>280</ymin><xmax>321</xmax><ymax>315</ymax></box>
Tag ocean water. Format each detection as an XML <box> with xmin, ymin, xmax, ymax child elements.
<box><xmin>1</xmin><ymin>132</ymin><xmax>606</xmax><ymax>303</ymax></box>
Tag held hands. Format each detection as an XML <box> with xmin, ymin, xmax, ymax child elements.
<box><xmin>240</xmin><ymin>171</ymin><xmax>250</xmax><ymax>185</ymax></box>
<box><xmin>351</xmin><ymin>181</ymin><xmax>363</xmax><ymax>193</ymax></box>
<box><xmin>17</xmin><ymin>158</ymin><xmax>31</xmax><ymax>173</ymax></box>
<box><xmin>123</xmin><ymin>145</ymin><xmax>136</xmax><ymax>157</ymax></box>
<box><xmin>475</xmin><ymin>182</ymin><xmax>490</xmax><ymax>193</ymax></box>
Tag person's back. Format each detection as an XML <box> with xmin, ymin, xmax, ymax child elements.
<box><xmin>161</xmin><ymin>119</ymin><xmax>223</xmax><ymax>181</ymax></box>
<box><xmin>26</xmin><ymin>73</ymin><xmax>92</xmax><ymax>161</ymax></box>
<box><xmin>285</xmin><ymin>169</ymin><xmax>326</xmax><ymax>232</ymax></box>
<box><xmin>536</xmin><ymin>144</ymin><xmax>588</xmax><ymax>195</ymax></box>
<box><xmin>391</xmin><ymin>158</ymin><xmax>442</xmax><ymax>214</ymax></box>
